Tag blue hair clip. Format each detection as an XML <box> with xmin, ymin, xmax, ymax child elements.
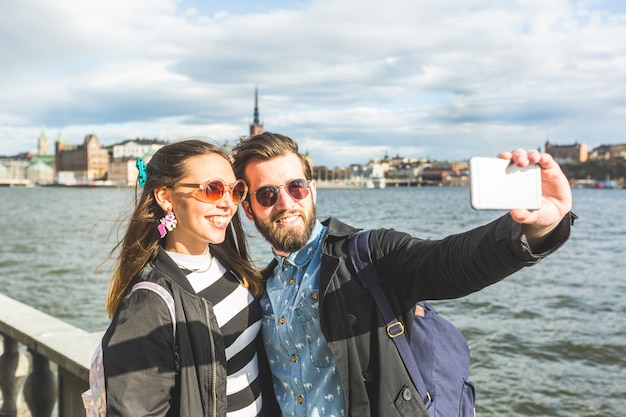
<box><xmin>136</xmin><ymin>156</ymin><xmax>147</xmax><ymax>187</ymax></box>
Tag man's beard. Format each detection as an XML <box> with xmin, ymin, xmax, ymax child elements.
<box><xmin>252</xmin><ymin>204</ymin><xmax>317</xmax><ymax>254</ymax></box>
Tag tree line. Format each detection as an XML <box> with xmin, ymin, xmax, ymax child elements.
<box><xmin>561</xmin><ymin>159</ymin><xmax>626</xmax><ymax>184</ymax></box>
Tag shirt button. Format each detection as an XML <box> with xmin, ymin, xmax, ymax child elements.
<box><xmin>402</xmin><ymin>387</ymin><xmax>412</xmax><ymax>401</ymax></box>
<box><xmin>279</xmin><ymin>316</ymin><xmax>285</xmax><ymax>324</ymax></box>
<box><xmin>311</xmin><ymin>292</ymin><xmax>318</xmax><ymax>300</ymax></box>
<box><xmin>291</xmin><ymin>354</ymin><xmax>297</xmax><ymax>362</ymax></box>
<box><xmin>297</xmin><ymin>395</ymin><xmax>304</xmax><ymax>404</ymax></box>
<box><xmin>289</xmin><ymin>279</ymin><xmax>294</xmax><ymax>285</ymax></box>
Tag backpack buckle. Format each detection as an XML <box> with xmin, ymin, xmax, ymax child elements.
<box><xmin>386</xmin><ymin>321</ymin><xmax>405</xmax><ymax>338</ymax></box>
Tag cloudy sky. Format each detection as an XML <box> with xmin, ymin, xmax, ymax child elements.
<box><xmin>1</xmin><ymin>0</ymin><xmax>625</xmax><ymax>167</ymax></box>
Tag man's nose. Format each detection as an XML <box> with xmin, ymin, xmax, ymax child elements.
<box><xmin>273</xmin><ymin>185</ymin><xmax>296</xmax><ymax>209</ymax></box>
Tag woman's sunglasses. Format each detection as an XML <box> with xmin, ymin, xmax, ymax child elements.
<box><xmin>178</xmin><ymin>178</ymin><xmax>248</xmax><ymax>204</ymax></box>
<box><xmin>251</xmin><ymin>178</ymin><xmax>311</xmax><ymax>207</ymax></box>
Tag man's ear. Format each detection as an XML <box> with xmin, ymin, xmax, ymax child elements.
<box><xmin>242</xmin><ymin>200</ymin><xmax>255</xmax><ymax>221</ymax></box>
<box><xmin>309</xmin><ymin>180</ymin><xmax>317</xmax><ymax>205</ymax></box>
<box><xmin>154</xmin><ymin>186</ymin><xmax>172</xmax><ymax>211</ymax></box>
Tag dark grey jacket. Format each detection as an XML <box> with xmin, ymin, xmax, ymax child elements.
<box><xmin>262</xmin><ymin>214</ymin><xmax>571</xmax><ymax>417</ymax></box>
<box><xmin>102</xmin><ymin>247</ymin><xmax>279</xmax><ymax>417</ymax></box>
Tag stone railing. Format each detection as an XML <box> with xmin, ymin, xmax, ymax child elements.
<box><xmin>0</xmin><ymin>292</ymin><xmax>104</xmax><ymax>417</ymax></box>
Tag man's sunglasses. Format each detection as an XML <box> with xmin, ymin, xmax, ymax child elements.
<box><xmin>251</xmin><ymin>178</ymin><xmax>311</xmax><ymax>207</ymax></box>
<box><xmin>178</xmin><ymin>178</ymin><xmax>248</xmax><ymax>204</ymax></box>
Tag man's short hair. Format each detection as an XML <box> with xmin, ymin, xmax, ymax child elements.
<box><xmin>232</xmin><ymin>132</ymin><xmax>313</xmax><ymax>182</ymax></box>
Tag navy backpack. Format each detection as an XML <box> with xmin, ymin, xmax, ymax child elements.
<box><xmin>348</xmin><ymin>230</ymin><xmax>476</xmax><ymax>417</ymax></box>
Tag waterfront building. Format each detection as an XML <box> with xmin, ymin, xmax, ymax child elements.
<box><xmin>38</xmin><ymin>127</ymin><xmax>50</xmax><ymax>156</ymax></box>
<box><xmin>0</xmin><ymin>156</ymin><xmax>30</xmax><ymax>181</ymax></box>
<box><xmin>370</xmin><ymin>163</ymin><xmax>386</xmax><ymax>188</ymax></box>
<box><xmin>420</xmin><ymin>162</ymin><xmax>468</xmax><ymax>187</ymax></box>
<box><xmin>590</xmin><ymin>143</ymin><xmax>626</xmax><ymax>160</ymax></box>
<box><xmin>28</xmin><ymin>129</ymin><xmax>58</xmax><ymax>184</ymax></box>
<box><xmin>108</xmin><ymin>149</ymin><xmax>160</xmax><ymax>186</ymax></box>
<box><xmin>108</xmin><ymin>157</ymin><xmax>142</xmax><ymax>186</ymax></box>
<box><xmin>222</xmin><ymin>139</ymin><xmax>233</xmax><ymax>157</ymax></box>
<box><xmin>26</xmin><ymin>160</ymin><xmax>54</xmax><ymax>184</ymax></box>
<box><xmin>106</xmin><ymin>139</ymin><xmax>168</xmax><ymax>185</ymax></box>
<box><xmin>55</xmin><ymin>134</ymin><xmax>109</xmax><ymax>184</ymax></box>
<box><xmin>545</xmin><ymin>141</ymin><xmax>588</xmax><ymax>163</ymax></box>
<box><xmin>108</xmin><ymin>138</ymin><xmax>168</xmax><ymax>160</ymax></box>
<box><xmin>0</xmin><ymin>130</ymin><xmax>56</xmax><ymax>185</ymax></box>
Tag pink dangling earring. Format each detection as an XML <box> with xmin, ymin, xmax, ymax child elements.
<box><xmin>158</xmin><ymin>209</ymin><xmax>177</xmax><ymax>238</ymax></box>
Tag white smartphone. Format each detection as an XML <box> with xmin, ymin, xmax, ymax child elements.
<box><xmin>469</xmin><ymin>157</ymin><xmax>542</xmax><ymax>210</ymax></box>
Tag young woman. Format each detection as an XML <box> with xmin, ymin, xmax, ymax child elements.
<box><xmin>102</xmin><ymin>139</ymin><xmax>278</xmax><ymax>416</ymax></box>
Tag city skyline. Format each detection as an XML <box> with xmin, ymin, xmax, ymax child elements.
<box><xmin>1</xmin><ymin>0</ymin><xmax>625</xmax><ymax>167</ymax></box>
<box><xmin>16</xmin><ymin>129</ymin><xmax>608</xmax><ymax>170</ymax></box>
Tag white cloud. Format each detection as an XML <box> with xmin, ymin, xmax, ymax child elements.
<box><xmin>1</xmin><ymin>0</ymin><xmax>625</xmax><ymax>167</ymax></box>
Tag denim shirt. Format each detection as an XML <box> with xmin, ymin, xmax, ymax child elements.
<box><xmin>260</xmin><ymin>220</ymin><xmax>346</xmax><ymax>417</ymax></box>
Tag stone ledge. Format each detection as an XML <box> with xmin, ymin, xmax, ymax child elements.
<box><xmin>0</xmin><ymin>293</ymin><xmax>104</xmax><ymax>382</ymax></box>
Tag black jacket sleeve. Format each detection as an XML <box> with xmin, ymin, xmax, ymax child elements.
<box><xmin>371</xmin><ymin>213</ymin><xmax>572</xmax><ymax>308</ymax></box>
<box><xmin>102</xmin><ymin>289</ymin><xmax>177</xmax><ymax>417</ymax></box>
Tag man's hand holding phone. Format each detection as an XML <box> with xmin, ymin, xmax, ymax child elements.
<box><xmin>479</xmin><ymin>149</ymin><xmax>573</xmax><ymax>248</ymax></box>
<box><xmin>469</xmin><ymin>156</ymin><xmax>542</xmax><ymax>211</ymax></box>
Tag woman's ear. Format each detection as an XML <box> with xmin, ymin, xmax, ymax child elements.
<box><xmin>154</xmin><ymin>186</ymin><xmax>172</xmax><ymax>211</ymax></box>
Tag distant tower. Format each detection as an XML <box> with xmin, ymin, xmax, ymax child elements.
<box><xmin>249</xmin><ymin>86</ymin><xmax>264</xmax><ymax>136</ymax></box>
<box><xmin>222</xmin><ymin>139</ymin><xmax>233</xmax><ymax>157</ymax></box>
<box><xmin>38</xmin><ymin>126</ymin><xmax>49</xmax><ymax>155</ymax></box>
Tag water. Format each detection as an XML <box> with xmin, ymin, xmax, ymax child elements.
<box><xmin>1</xmin><ymin>186</ymin><xmax>625</xmax><ymax>416</ymax></box>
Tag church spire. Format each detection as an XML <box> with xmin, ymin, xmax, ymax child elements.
<box><xmin>249</xmin><ymin>86</ymin><xmax>264</xmax><ymax>136</ymax></box>
<box><xmin>253</xmin><ymin>86</ymin><xmax>260</xmax><ymax>125</ymax></box>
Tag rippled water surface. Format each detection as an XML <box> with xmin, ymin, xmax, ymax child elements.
<box><xmin>1</xmin><ymin>186</ymin><xmax>624</xmax><ymax>416</ymax></box>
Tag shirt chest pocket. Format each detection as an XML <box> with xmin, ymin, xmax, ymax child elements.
<box><xmin>295</xmin><ymin>289</ymin><xmax>334</xmax><ymax>368</ymax></box>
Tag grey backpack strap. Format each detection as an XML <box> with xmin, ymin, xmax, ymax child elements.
<box><xmin>131</xmin><ymin>282</ymin><xmax>176</xmax><ymax>339</ymax></box>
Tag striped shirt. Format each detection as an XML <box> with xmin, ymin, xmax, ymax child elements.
<box><xmin>167</xmin><ymin>250</ymin><xmax>263</xmax><ymax>417</ymax></box>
